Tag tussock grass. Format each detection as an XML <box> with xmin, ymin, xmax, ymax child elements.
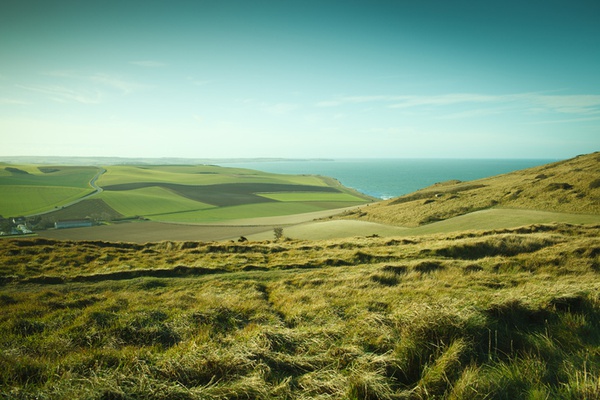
<box><xmin>1</xmin><ymin>224</ymin><xmax>599</xmax><ymax>398</ymax></box>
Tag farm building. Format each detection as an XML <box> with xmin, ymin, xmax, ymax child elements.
<box><xmin>55</xmin><ymin>219</ymin><xmax>93</xmax><ymax>229</ymax></box>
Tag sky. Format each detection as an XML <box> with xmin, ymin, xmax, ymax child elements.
<box><xmin>1</xmin><ymin>0</ymin><xmax>599</xmax><ymax>159</ymax></box>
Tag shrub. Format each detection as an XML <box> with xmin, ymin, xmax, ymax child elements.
<box><xmin>273</xmin><ymin>227</ymin><xmax>284</xmax><ymax>241</ymax></box>
<box><xmin>589</xmin><ymin>178</ymin><xmax>600</xmax><ymax>189</ymax></box>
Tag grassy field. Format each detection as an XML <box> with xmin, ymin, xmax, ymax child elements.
<box><xmin>0</xmin><ymin>165</ymin><xmax>98</xmax><ymax>216</ymax></box>
<box><xmin>100</xmin><ymin>187</ymin><xmax>214</xmax><ymax>217</ymax></box>
<box><xmin>0</xmin><ymin>163</ymin><xmax>374</xmax><ymax>224</ymax></box>
<box><xmin>1</xmin><ymin>224</ymin><xmax>599</xmax><ymax>398</ymax></box>
<box><xmin>0</xmin><ymin>186</ymin><xmax>93</xmax><ymax>217</ymax></box>
<box><xmin>149</xmin><ymin>202</ymin><xmax>352</xmax><ymax>223</ymax></box>
<box><xmin>97</xmin><ymin>165</ymin><xmax>332</xmax><ymax>187</ymax></box>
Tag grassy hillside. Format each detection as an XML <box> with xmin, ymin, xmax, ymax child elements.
<box><xmin>342</xmin><ymin>152</ymin><xmax>600</xmax><ymax>228</ymax></box>
<box><xmin>1</xmin><ymin>224</ymin><xmax>599</xmax><ymax>398</ymax></box>
<box><xmin>0</xmin><ymin>165</ymin><xmax>99</xmax><ymax>216</ymax></box>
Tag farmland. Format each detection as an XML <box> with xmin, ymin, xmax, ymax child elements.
<box><xmin>96</xmin><ymin>166</ymin><xmax>372</xmax><ymax>223</ymax></box>
<box><xmin>0</xmin><ymin>163</ymin><xmax>374</xmax><ymax>227</ymax></box>
<box><xmin>0</xmin><ymin>165</ymin><xmax>98</xmax><ymax>216</ymax></box>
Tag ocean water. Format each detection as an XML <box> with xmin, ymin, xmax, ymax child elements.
<box><xmin>218</xmin><ymin>159</ymin><xmax>557</xmax><ymax>200</ymax></box>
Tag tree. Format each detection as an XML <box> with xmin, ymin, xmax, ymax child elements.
<box><xmin>273</xmin><ymin>227</ymin><xmax>284</xmax><ymax>241</ymax></box>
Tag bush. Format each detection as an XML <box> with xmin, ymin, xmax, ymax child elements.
<box><xmin>589</xmin><ymin>178</ymin><xmax>600</xmax><ymax>189</ymax></box>
<box><xmin>274</xmin><ymin>227</ymin><xmax>284</xmax><ymax>240</ymax></box>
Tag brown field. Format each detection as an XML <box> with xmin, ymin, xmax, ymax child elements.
<box><xmin>103</xmin><ymin>182</ymin><xmax>341</xmax><ymax>207</ymax></box>
<box><xmin>37</xmin><ymin>221</ymin><xmax>274</xmax><ymax>243</ymax></box>
<box><xmin>36</xmin><ymin>207</ymin><xmax>365</xmax><ymax>243</ymax></box>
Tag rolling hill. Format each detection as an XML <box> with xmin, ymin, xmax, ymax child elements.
<box><xmin>0</xmin><ymin>164</ymin><xmax>374</xmax><ymax>226</ymax></box>
<box><xmin>1</xmin><ymin>153</ymin><xmax>599</xmax><ymax>398</ymax></box>
<box><xmin>338</xmin><ymin>152</ymin><xmax>600</xmax><ymax>228</ymax></box>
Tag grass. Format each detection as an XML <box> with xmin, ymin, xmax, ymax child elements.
<box><xmin>1</xmin><ymin>223</ymin><xmax>599</xmax><ymax>398</ymax></box>
<box><xmin>100</xmin><ymin>186</ymin><xmax>214</xmax><ymax>217</ymax></box>
<box><xmin>0</xmin><ymin>186</ymin><xmax>93</xmax><ymax>216</ymax></box>
<box><xmin>1</xmin><ymin>163</ymin><xmax>374</xmax><ymax>223</ymax></box>
<box><xmin>0</xmin><ymin>165</ymin><xmax>98</xmax><ymax>188</ymax></box>
<box><xmin>258</xmin><ymin>191</ymin><xmax>367</xmax><ymax>202</ymax></box>
<box><xmin>0</xmin><ymin>165</ymin><xmax>99</xmax><ymax>216</ymax></box>
<box><xmin>403</xmin><ymin>208</ymin><xmax>600</xmax><ymax>235</ymax></box>
<box><xmin>94</xmin><ymin>165</ymin><xmax>373</xmax><ymax>222</ymax></box>
<box><xmin>344</xmin><ymin>152</ymin><xmax>600</xmax><ymax>227</ymax></box>
<box><xmin>150</xmin><ymin>202</ymin><xmax>350</xmax><ymax>223</ymax></box>
<box><xmin>97</xmin><ymin>165</ymin><xmax>331</xmax><ymax>187</ymax></box>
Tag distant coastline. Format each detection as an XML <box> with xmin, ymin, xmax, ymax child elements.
<box><xmin>0</xmin><ymin>156</ymin><xmax>557</xmax><ymax>200</ymax></box>
<box><xmin>218</xmin><ymin>158</ymin><xmax>559</xmax><ymax>199</ymax></box>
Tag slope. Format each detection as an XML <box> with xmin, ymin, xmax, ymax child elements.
<box><xmin>341</xmin><ymin>152</ymin><xmax>600</xmax><ymax>228</ymax></box>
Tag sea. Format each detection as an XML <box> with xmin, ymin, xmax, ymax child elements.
<box><xmin>217</xmin><ymin>159</ymin><xmax>557</xmax><ymax>200</ymax></box>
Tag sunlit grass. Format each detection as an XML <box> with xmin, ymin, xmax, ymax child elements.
<box><xmin>100</xmin><ymin>186</ymin><xmax>213</xmax><ymax>217</ymax></box>
<box><xmin>0</xmin><ymin>185</ymin><xmax>93</xmax><ymax>216</ymax></box>
<box><xmin>1</xmin><ymin>224</ymin><xmax>599</xmax><ymax>398</ymax></box>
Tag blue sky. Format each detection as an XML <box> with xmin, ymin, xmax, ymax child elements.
<box><xmin>1</xmin><ymin>0</ymin><xmax>599</xmax><ymax>159</ymax></box>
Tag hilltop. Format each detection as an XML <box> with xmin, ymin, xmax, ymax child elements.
<box><xmin>339</xmin><ymin>152</ymin><xmax>599</xmax><ymax>228</ymax></box>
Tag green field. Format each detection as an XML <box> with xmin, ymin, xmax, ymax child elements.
<box><xmin>99</xmin><ymin>187</ymin><xmax>214</xmax><ymax>217</ymax></box>
<box><xmin>0</xmin><ymin>165</ymin><xmax>98</xmax><ymax>216</ymax></box>
<box><xmin>404</xmin><ymin>208</ymin><xmax>600</xmax><ymax>235</ymax></box>
<box><xmin>258</xmin><ymin>192</ymin><xmax>366</xmax><ymax>202</ymax></box>
<box><xmin>0</xmin><ymin>165</ymin><xmax>99</xmax><ymax>188</ymax></box>
<box><xmin>97</xmin><ymin>165</ymin><xmax>330</xmax><ymax>187</ymax></box>
<box><xmin>0</xmin><ymin>163</ymin><xmax>374</xmax><ymax>223</ymax></box>
<box><xmin>96</xmin><ymin>165</ymin><xmax>371</xmax><ymax>222</ymax></box>
<box><xmin>0</xmin><ymin>186</ymin><xmax>93</xmax><ymax>217</ymax></box>
<box><xmin>150</xmin><ymin>202</ymin><xmax>354</xmax><ymax>223</ymax></box>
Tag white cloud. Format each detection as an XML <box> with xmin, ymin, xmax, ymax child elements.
<box><xmin>0</xmin><ymin>98</ymin><xmax>29</xmax><ymax>105</ymax></box>
<box><xmin>527</xmin><ymin>116</ymin><xmax>600</xmax><ymax>125</ymax></box>
<box><xmin>90</xmin><ymin>73</ymin><xmax>149</xmax><ymax>94</ymax></box>
<box><xmin>263</xmin><ymin>103</ymin><xmax>299</xmax><ymax>115</ymax></box>
<box><xmin>316</xmin><ymin>92</ymin><xmax>600</xmax><ymax>116</ymax></box>
<box><xmin>524</xmin><ymin>94</ymin><xmax>600</xmax><ymax>115</ymax></box>
<box><xmin>17</xmin><ymin>84</ymin><xmax>101</xmax><ymax>104</ymax></box>
<box><xmin>129</xmin><ymin>60</ymin><xmax>167</xmax><ymax>68</ymax></box>
<box><xmin>188</xmin><ymin>77</ymin><xmax>212</xmax><ymax>86</ymax></box>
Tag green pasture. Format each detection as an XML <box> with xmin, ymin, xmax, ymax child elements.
<box><xmin>150</xmin><ymin>202</ymin><xmax>336</xmax><ymax>223</ymax></box>
<box><xmin>403</xmin><ymin>208</ymin><xmax>600</xmax><ymax>235</ymax></box>
<box><xmin>0</xmin><ymin>165</ymin><xmax>98</xmax><ymax>216</ymax></box>
<box><xmin>99</xmin><ymin>187</ymin><xmax>214</xmax><ymax>217</ymax></box>
<box><xmin>258</xmin><ymin>192</ymin><xmax>366</xmax><ymax>202</ymax></box>
<box><xmin>0</xmin><ymin>165</ymin><xmax>98</xmax><ymax>188</ymax></box>
<box><xmin>0</xmin><ymin>186</ymin><xmax>92</xmax><ymax>216</ymax></box>
<box><xmin>0</xmin><ymin>163</ymin><xmax>372</xmax><ymax>222</ymax></box>
<box><xmin>98</xmin><ymin>165</ymin><xmax>329</xmax><ymax>187</ymax></box>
